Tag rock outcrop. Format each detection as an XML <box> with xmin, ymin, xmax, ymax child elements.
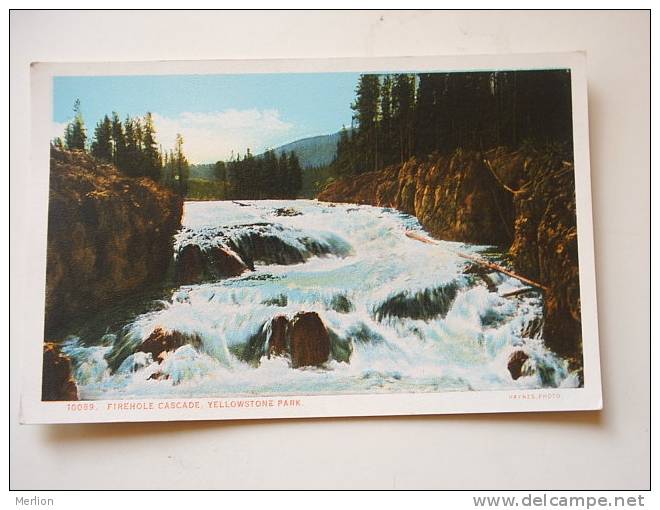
<box><xmin>289</xmin><ymin>312</ymin><xmax>331</xmax><ymax>368</ymax></box>
<box><xmin>319</xmin><ymin>145</ymin><xmax>582</xmax><ymax>366</ymax></box>
<box><xmin>208</xmin><ymin>246</ymin><xmax>249</xmax><ymax>278</ymax></box>
<box><xmin>138</xmin><ymin>327</ymin><xmax>202</xmax><ymax>361</ymax></box>
<box><xmin>267</xmin><ymin>314</ymin><xmax>289</xmax><ymax>358</ymax></box>
<box><xmin>45</xmin><ymin>149</ymin><xmax>183</xmax><ymax>337</ymax></box>
<box><xmin>495</xmin><ymin>148</ymin><xmax>582</xmax><ymax>363</ymax></box>
<box><xmin>319</xmin><ymin>149</ymin><xmax>515</xmax><ymax>246</ymax></box>
<box><xmin>507</xmin><ymin>350</ymin><xmax>530</xmax><ymax>380</ymax></box>
<box><xmin>174</xmin><ymin>244</ymin><xmax>205</xmax><ymax>284</ymax></box>
<box><xmin>174</xmin><ymin>243</ymin><xmax>248</xmax><ymax>285</ymax></box>
<box><xmin>42</xmin><ymin>342</ymin><xmax>78</xmax><ymax>401</ymax></box>
<box><xmin>238</xmin><ymin>311</ymin><xmax>333</xmax><ymax>368</ymax></box>
<box><xmin>373</xmin><ymin>282</ymin><xmax>460</xmax><ymax>322</ymax></box>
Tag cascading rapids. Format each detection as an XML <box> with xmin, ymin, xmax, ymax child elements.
<box><xmin>60</xmin><ymin>199</ymin><xmax>581</xmax><ymax>399</ymax></box>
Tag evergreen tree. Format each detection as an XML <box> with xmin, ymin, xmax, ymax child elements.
<box><xmin>277</xmin><ymin>152</ymin><xmax>288</xmax><ymax>198</ymax></box>
<box><xmin>414</xmin><ymin>73</ymin><xmax>437</xmax><ymax>157</ymax></box>
<box><xmin>161</xmin><ymin>151</ymin><xmax>170</xmax><ymax>186</ymax></box>
<box><xmin>331</xmin><ymin>126</ymin><xmax>355</xmax><ymax>178</ymax></box>
<box><xmin>287</xmin><ymin>151</ymin><xmax>303</xmax><ymax>198</ymax></box>
<box><xmin>133</xmin><ymin>117</ymin><xmax>145</xmax><ymax>175</ymax></box>
<box><xmin>64</xmin><ymin>99</ymin><xmax>87</xmax><ymax>150</ymax></box>
<box><xmin>226</xmin><ymin>158</ymin><xmax>238</xmax><ymax>199</ymax></box>
<box><xmin>351</xmin><ymin>74</ymin><xmax>380</xmax><ymax>173</ymax></box>
<box><xmin>142</xmin><ymin>112</ymin><xmax>162</xmax><ymax>180</ymax></box>
<box><xmin>219</xmin><ymin>148</ymin><xmax>303</xmax><ymax>200</ymax></box>
<box><xmin>174</xmin><ymin>133</ymin><xmax>190</xmax><ymax>195</ymax></box>
<box><xmin>91</xmin><ymin>115</ymin><xmax>113</xmax><ymax>162</ymax></box>
<box><xmin>232</xmin><ymin>153</ymin><xmax>246</xmax><ymax>198</ymax></box>
<box><xmin>392</xmin><ymin>74</ymin><xmax>416</xmax><ymax>163</ymax></box>
<box><xmin>162</xmin><ymin>149</ymin><xmax>177</xmax><ymax>190</ymax></box>
<box><xmin>262</xmin><ymin>150</ymin><xmax>279</xmax><ymax>197</ymax></box>
<box><xmin>379</xmin><ymin>75</ymin><xmax>395</xmax><ymax>167</ymax></box>
<box><xmin>111</xmin><ymin>112</ymin><xmax>127</xmax><ymax>169</ymax></box>
<box><xmin>242</xmin><ymin>148</ymin><xmax>258</xmax><ymax>198</ymax></box>
<box><xmin>123</xmin><ymin>116</ymin><xmax>142</xmax><ymax>177</ymax></box>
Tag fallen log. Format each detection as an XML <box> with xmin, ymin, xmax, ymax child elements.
<box><xmin>500</xmin><ymin>287</ymin><xmax>539</xmax><ymax>299</ymax></box>
<box><xmin>405</xmin><ymin>230</ymin><xmax>549</xmax><ymax>292</ymax></box>
<box><xmin>405</xmin><ymin>230</ymin><xmax>436</xmax><ymax>244</ymax></box>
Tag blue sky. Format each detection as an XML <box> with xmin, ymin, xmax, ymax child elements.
<box><xmin>53</xmin><ymin>73</ymin><xmax>360</xmax><ymax>163</ymax></box>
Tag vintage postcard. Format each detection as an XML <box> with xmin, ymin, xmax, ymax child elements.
<box><xmin>21</xmin><ymin>53</ymin><xmax>602</xmax><ymax>423</ymax></box>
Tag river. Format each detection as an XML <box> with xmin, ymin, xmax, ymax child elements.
<box><xmin>60</xmin><ymin>199</ymin><xmax>579</xmax><ymax>399</ymax></box>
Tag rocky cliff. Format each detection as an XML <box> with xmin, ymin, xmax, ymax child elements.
<box><xmin>318</xmin><ymin>146</ymin><xmax>582</xmax><ymax>367</ymax></box>
<box><xmin>44</xmin><ymin>149</ymin><xmax>183</xmax><ymax>337</ymax></box>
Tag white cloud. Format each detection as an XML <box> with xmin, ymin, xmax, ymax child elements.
<box><xmin>152</xmin><ymin>109</ymin><xmax>293</xmax><ymax>163</ymax></box>
<box><xmin>51</xmin><ymin>120</ymin><xmax>69</xmax><ymax>142</ymax></box>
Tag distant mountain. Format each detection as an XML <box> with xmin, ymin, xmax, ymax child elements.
<box><xmin>268</xmin><ymin>130</ymin><xmax>345</xmax><ymax>169</ymax></box>
<box><xmin>189</xmin><ymin>129</ymin><xmax>345</xmax><ymax>179</ymax></box>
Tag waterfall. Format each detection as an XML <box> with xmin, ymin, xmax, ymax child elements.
<box><xmin>59</xmin><ymin>199</ymin><xmax>580</xmax><ymax>400</ymax></box>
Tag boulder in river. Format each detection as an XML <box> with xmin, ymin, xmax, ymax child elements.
<box><xmin>272</xmin><ymin>207</ymin><xmax>302</xmax><ymax>217</ymax></box>
<box><xmin>175</xmin><ymin>244</ymin><xmax>205</xmax><ymax>284</ymax></box>
<box><xmin>507</xmin><ymin>350</ymin><xmax>530</xmax><ymax>380</ymax></box>
<box><xmin>373</xmin><ymin>282</ymin><xmax>459</xmax><ymax>322</ymax></box>
<box><xmin>175</xmin><ymin>243</ymin><xmax>249</xmax><ymax>284</ymax></box>
<box><xmin>42</xmin><ymin>342</ymin><xmax>79</xmax><ymax>401</ymax></box>
<box><xmin>267</xmin><ymin>314</ymin><xmax>290</xmax><ymax>358</ymax></box>
<box><xmin>289</xmin><ymin>311</ymin><xmax>331</xmax><ymax>368</ymax></box>
<box><xmin>147</xmin><ymin>371</ymin><xmax>170</xmax><ymax>381</ymax></box>
<box><xmin>208</xmin><ymin>245</ymin><xmax>249</xmax><ymax>278</ymax></box>
<box><xmin>138</xmin><ymin>327</ymin><xmax>202</xmax><ymax>361</ymax></box>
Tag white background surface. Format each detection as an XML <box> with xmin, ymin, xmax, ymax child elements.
<box><xmin>9</xmin><ymin>10</ymin><xmax>649</xmax><ymax>489</ymax></box>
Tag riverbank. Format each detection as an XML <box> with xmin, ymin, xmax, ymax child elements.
<box><xmin>45</xmin><ymin>148</ymin><xmax>183</xmax><ymax>338</ymax></box>
<box><xmin>318</xmin><ymin>145</ymin><xmax>582</xmax><ymax>370</ymax></box>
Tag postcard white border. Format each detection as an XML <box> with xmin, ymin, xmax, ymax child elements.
<box><xmin>21</xmin><ymin>52</ymin><xmax>602</xmax><ymax>424</ymax></box>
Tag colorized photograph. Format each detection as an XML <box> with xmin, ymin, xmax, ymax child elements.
<box><xmin>41</xmin><ymin>65</ymin><xmax>584</xmax><ymax>403</ymax></box>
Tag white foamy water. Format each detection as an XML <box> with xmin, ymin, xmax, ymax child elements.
<box><xmin>62</xmin><ymin>200</ymin><xmax>579</xmax><ymax>399</ymax></box>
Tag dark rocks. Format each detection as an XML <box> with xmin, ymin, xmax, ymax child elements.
<box><xmin>289</xmin><ymin>312</ymin><xmax>331</xmax><ymax>368</ymax></box>
<box><xmin>272</xmin><ymin>207</ymin><xmax>302</xmax><ymax>217</ymax></box>
<box><xmin>148</xmin><ymin>371</ymin><xmax>170</xmax><ymax>381</ymax></box>
<box><xmin>208</xmin><ymin>246</ymin><xmax>249</xmax><ymax>278</ymax></box>
<box><xmin>225</xmin><ymin>224</ymin><xmax>351</xmax><ymax>269</ymax></box>
<box><xmin>138</xmin><ymin>327</ymin><xmax>202</xmax><ymax>361</ymax></box>
<box><xmin>267</xmin><ymin>315</ymin><xmax>289</xmax><ymax>358</ymax></box>
<box><xmin>235</xmin><ymin>311</ymin><xmax>339</xmax><ymax>368</ymax></box>
<box><xmin>505</xmin><ymin>149</ymin><xmax>582</xmax><ymax>362</ymax></box>
<box><xmin>45</xmin><ymin>148</ymin><xmax>183</xmax><ymax>337</ymax></box>
<box><xmin>227</xmin><ymin>231</ymin><xmax>306</xmax><ymax>268</ymax></box>
<box><xmin>175</xmin><ymin>244</ymin><xmax>249</xmax><ymax>285</ymax></box>
<box><xmin>268</xmin><ymin>312</ymin><xmax>338</xmax><ymax>368</ymax></box>
<box><xmin>177</xmin><ymin>223</ymin><xmax>352</xmax><ymax>278</ymax></box>
<box><xmin>318</xmin><ymin>149</ymin><xmax>515</xmax><ymax>246</ymax></box>
<box><xmin>329</xmin><ymin>294</ymin><xmax>354</xmax><ymax>313</ymax></box>
<box><xmin>42</xmin><ymin>342</ymin><xmax>78</xmax><ymax>401</ymax></box>
<box><xmin>373</xmin><ymin>283</ymin><xmax>459</xmax><ymax>322</ymax></box>
<box><xmin>175</xmin><ymin>244</ymin><xmax>205</xmax><ymax>284</ymax></box>
<box><xmin>507</xmin><ymin>350</ymin><xmax>530</xmax><ymax>380</ymax></box>
<box><xmin>521</xmin><ymin>317</ymin><xmax>544</xmax><ymax>339</ymax></box>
